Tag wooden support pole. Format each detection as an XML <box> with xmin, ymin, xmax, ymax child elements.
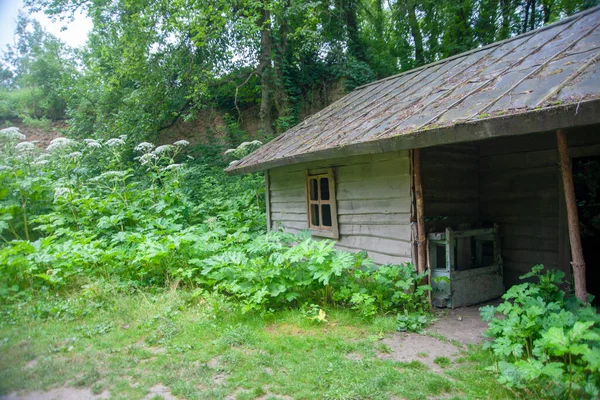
<box><xmin>413</xmin><ymin>149</ymin><xmax>427</xmax><ymax>275</ymax></box>
<box><xmin>556</xmin><ymin>129</ymin><xmax>588</xmax><ymax>302</ymax></box>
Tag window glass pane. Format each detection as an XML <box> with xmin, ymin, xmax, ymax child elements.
<box><xmin>309</xmin><ymin>179</ymin><xmax>318</xmax><ymax>200</ymax></box>
<box><xmin>322</xmin><ymin>204</ymin><xmax>332</xmax><ymax>226</ymax></box>
<box><xmin>310</xmin><ymin>204</ymin><xmax>320</xmax><ymax>226</ymax></box>
<box><xmin>320</xmin><ymin>177</ymin><xmax>330</xmax><ymax>200</ymax></box>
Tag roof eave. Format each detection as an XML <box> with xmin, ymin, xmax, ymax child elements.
<box><xmin>226</xmin><ymin>99</ymin><xmax>600</xmax><ymax>175</ymax></box>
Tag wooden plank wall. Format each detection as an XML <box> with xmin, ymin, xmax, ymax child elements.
<box><xmin>268</xmin><ymin>151</ymin><xmax>413</xmax><ymax>265</ymax></box>
<box><xmin>421</xmin><ymin>144</ymin><xmax>480</xmax><ymax>232</ymax></box>
<box><xmin>479</xmin><ymin>127</ymin><xmax>598</xmax><ymax>287</ymax></box>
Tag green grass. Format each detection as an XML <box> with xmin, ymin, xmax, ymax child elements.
<box><xmin>0</xmin><ymin>289</ymin><xmax>523</xmax><ymax>400</ymax></box>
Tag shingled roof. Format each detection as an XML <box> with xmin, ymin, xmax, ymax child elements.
<box><xmin>227</xmin><ymin>6</ymin><xmax>600</xmax><ymax>174</ymax></box>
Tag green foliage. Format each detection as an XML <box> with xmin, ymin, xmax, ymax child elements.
<box><xmin>0</xmin><ymin>127</ymin><xmax>429</xmax><ymax>321</ymax></box>
<box><xmin>481</xmin><ymin>265</ymin><xmax>600</xmax><ymax>399</ymax></box>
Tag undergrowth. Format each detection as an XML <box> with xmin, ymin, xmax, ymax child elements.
<box><xmin>0</xmin><ymin>127</ymin><xmax>430</xmax><ymax>321</ymax></box>
<box><xmin>481</xmin><ymin>265</ymin><xmax>600</xmax><ymax>399</ymax></box>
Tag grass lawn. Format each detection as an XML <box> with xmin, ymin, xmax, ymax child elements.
<box><xmin>0</xmin><ymin>287</ymin><xmax>524</xmax><ymax>400</ymax></box>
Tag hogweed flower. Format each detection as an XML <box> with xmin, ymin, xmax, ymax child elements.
<box><xmin>54</xmin><ymin>187</ymin><xmax>70</xmax><ymax>201</ymax></box>
<box><xmin>134</xmin><ymin>142</ymin><xmax>155</xmax><ymax>153</ymax></box>
<box><xmin>163</xmin><ymin>163</ymin><xmax>183</xmax><ymax>171</ymax></box>
<box><xmin>47</xmin><ymin>137</ymin><xmax>77</xmax><ymax>152</ymax></box>
<box><xmin>173</xmin><ymin>140</ymin><xmax>190</xmax><ymax>147</ymax></box>
<box><xmin>0</xmin><ymin>127</ymin><xmax>26</xmax><ymax>141</ymax></box>
<box><xmin>83</xmin><ymin>139</ymin><xmax>102</xmax><ymax>148</ymax></box>
<box><xmin>105</xmin><ymin>138</ymin><xmax>126</xmax><ymax>147</ymax></box>
<box><xmin>66</xmin><ymin>151</ymin><xmax>83</xmax><ymax>159</ymax></box>
<box><xmin>15</xmin><ymin>141</ymin><xmax>36</xmax><ymax>152</ymax></box>
<box><xmin>154</xmin><ymin>145</ymin><xmax>174</xmax><ymax>155</ymax></box>
<box><xmin>137</xmin><ymin>152</ymin><xmax>158</xmax><ymax>165</ymax></box>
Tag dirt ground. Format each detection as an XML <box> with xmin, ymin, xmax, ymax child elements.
<box><xmin>376</xmin><ymin>304</ymin><xmax>491</xmax><ymax>372</ymax></box>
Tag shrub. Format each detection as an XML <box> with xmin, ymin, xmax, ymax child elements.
<box><xmin>0</xmin><ymin>127</ymin><xmax>431</xmax><ymax>320</ymax></box>
<box><xmin>480</xmin><ymin>265</ymin><xmax>600</xmax><ymax>399</ymax></box>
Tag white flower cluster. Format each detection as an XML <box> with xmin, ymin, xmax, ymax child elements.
<box><xmin>163</xmin><ymin>163</ymin><xmax>182</xmax><ymax>171</ymax></box>
<box><xmin>138</xmin><ymin>152</ymin><xmax>158</xmax><ymax>165</ymax></box>
<box><xmin>134</xmin><ymin>142</ymin><xmax>155</xmax><ymax>153</ymax></box>
<box><xmin>46</xmin><ymin>137</ymin><xmax>78</xmax><ymax>152</ymax></box>
<box><xmin>0</xmin><ymin>127</ymin><xmax>26</xmax><ymax>141</ymax></box>
<box><xmin>54</xmin><ymin>187</ymin><xmax>70</xmax><ymax>201</ymax></box>
<box><xmin>173</xmin><ymin>140</ymin><xmax>189</xmax><ymax>147</ymax></box>
<box><xmin>66</xmin><ymin>151</ymin><xmax>83</xmax><ymax>159</ymax></box>
<box><xmin>105</xmin><ymin>138</ymin><xmax>126</xmax><ymax>147</ymax></box>
<box><xmin>90</xmin><ymin>170</ymin><xmax>128</xmax><ymax>182</ymax></box>
<box><xmin>15</xmin><ymin>141</ymin><xmax>36</xmax><ymax>152</ymax></box>
<box><xmin>154</xmin><ymin>144</ymin><xmax>174</xmax><ymax>155</ymax></box>
<box><xmin>239</xmin><ymin>140</ymin><xmax>262</xmax><ymax>148</ymax></box>
<box><xmin>83</xmin><ymin>139</ymin><xmax>102</xmax><ymax>148</ymax></box>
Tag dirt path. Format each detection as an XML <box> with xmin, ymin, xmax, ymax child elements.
<box><xmin>376</xmin><ymin>305</ymin><xmax>490</xmax><ymax>371</ymax></box>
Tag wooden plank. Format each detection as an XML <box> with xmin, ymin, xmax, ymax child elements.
<box><xmin>502</xmin><ymin>249</ymin><xmax>558</xmax><ymax>266</ymax></box>
<box><xmin>271</xmin><ymin>212</ymin><xmax>306</xmax><ymax>222</ymax></box>
<box><xmin>336</xmin><ymin>175</ymin><xmax>411</xmax><ymax>200</ymax></box>
<box><xmin>480</xmin><ymin>148</ymin><xmax>557</xmax><ymax>171</ymax></box>
<box><xmin>268</xmin><ymin>151</ymin><xmax>408</xmax><ymax>174</ymax></box>
<box><xmin>338</xmin><ymin>235</ymin><xmax>412</xmax><ymax>257</ymax></box>
<box><xmin>334</xmin><ymin>244</ymin><xmax>413</xmax><ymax>264</ymax></box>
<box><xmin>479</xmin><ymin>131</ymin><xmax>557</xmax><ymax>157</ymax></box>
<box><xmin>338</xmin><ymin>213</ymin><xmax>411</xmax><ymax>225</ymax></box>
<box><xmin>271</xmin><ymin>202</ymin><xmax>306</xmax><ymax>213</ymax></box>
<box><xmin>479</xmin><ymin>188</ymin><xmax>557</xmax><ymax>202</ymax></box>
<box><xmin>339</xmin><ymin>224</ymin><xmax>412</xmax><ymax>241</ymax></box>
<box><xmin>270</xmin><ymin>187</ymin><xmax>306</xmax><ymax>199</ymax></box>
<box><xmin>337</xmin><ymin>197</ymin><xmax>411</xmax><ymax>215</ymax></box>
<box><xmin>336</xmin><ymin>159</ymin><xmax>410</xmax><ymax>182</ymax></box>
<box><xmin>278</xmin><ymin>220</ymin><xmax>308</xmax><ymax>231</ymax></box>
<box><xmin>502</xmin><ymin>235</ymin><xmax>559</xmax><ymax>252</ymax></box>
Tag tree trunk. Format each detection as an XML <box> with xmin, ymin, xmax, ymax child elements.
<box><xmin>500</xmin><ymin>0</ymin><xmax>512</xmax><ymax>39</ymax></box>
<box><xmin>529</xmin><ymin>0</ymin><xmax>536</xmax><ymax>31</ymax></box>
<box><xmin>523</xmin><ymin>0</ymin><xmax>531</xmax><ymax>33</ymax></box>
<box><xmin>273</xmin><ymin>3</ymin><xmax>289</xmax><ymax>126</ymax></box>
<box><xmin>340</xmin><ymin>0</ymin><xmax>366</xmax><ymax>62</ymax></box>
<box><xmin>556</xmin><ymin>129</ymin><xmax>588</xmax><ymax>302</ymax></box>
<box><xmin>405</xmin><ymin>0</ymin><xmax>424</xmax><ymax>66</ymax></box>
<box><xmin>257</xmin><ymin>3</ymin><xmax>274</xmax><ymax>136</ymax></box>
<box><xmin>542</xmin><ymin>0</ymin><xmax>552</xmax><ymax>23</ymax></box>
<box><xmin>414</xmin><ymin>149</ymin><xmax>426</xmax><ymax>276</ymax></box>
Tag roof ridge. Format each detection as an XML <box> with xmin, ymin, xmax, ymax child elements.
<box><xmin>355</xmin><ymin>5</ymin><xmax>600</xmax><ymax>91</ymax></box>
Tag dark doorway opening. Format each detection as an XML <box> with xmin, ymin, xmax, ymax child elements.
<box><xmin>573</xmin><ymin>155</ymin><xmax>600</xmax><ymax>305</ymax></box>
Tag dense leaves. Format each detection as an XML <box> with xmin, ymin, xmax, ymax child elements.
<box><xmin>480</xmin><ymin>265</ymin><xmax>600</xmax><ymax>399</ymax></box>
<box><xmin>0</xmin><ymin>128</ymin><xmax>429</xmax><ymax>320</ymax></box>
<box><xmin>2</xmin><ymin>0</ymin><xmax>596</xmax><ymax>142</ymax></box>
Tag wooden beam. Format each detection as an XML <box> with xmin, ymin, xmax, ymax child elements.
<box><xmin>413</xmin><ymin>149</ymin><xmax>427</xmax><ymax>275</ymax></box>
<box><xmin>265</xmin><ymin>170</ymin><xmax>271</xmax><ymax>232</ymax></box>
<box><xmin>556</xmin><ymin>129</ymin><xmax>588</xmax><ymax>302</ymax></box>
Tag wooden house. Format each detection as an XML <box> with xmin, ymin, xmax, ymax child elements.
<box><xmin>227</xmin><ymin>7</ymin><xmax>600</xmax><ymax>307</ymax></box>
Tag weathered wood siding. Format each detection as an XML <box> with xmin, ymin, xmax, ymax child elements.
<box><xmin>268</xmin><ymin>151</ymin><xmax>412</xmax><ymax>265</ymax></box>
<box><xmin>421</xmin><ymin>144</ymin><xmax>480</xmax><ymax>232</ymax></box>
<box><xmin>479</xmin><ymin>127</ymin><xmax>598</xmax><ymax>287</ymax></box>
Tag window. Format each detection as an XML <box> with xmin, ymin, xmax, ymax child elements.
<box><xmin>306</xmin><ymin>168</ymin><xmax>339</xmax><ymax>239</ymax></box>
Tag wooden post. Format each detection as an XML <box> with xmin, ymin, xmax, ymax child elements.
<box><xmin>265</xmin><ymin>170</ymin><xmax>271</xmax><ymax>232</ymax></box>
<box><xmin>556</xmin><ymin>129</ymin><xmax>588</xmax><ymax>302</ymax></box>
<box><xmin>413</xmin><ymin>149</ymin><xmax>427</xmax><ymax>275</ymax></box>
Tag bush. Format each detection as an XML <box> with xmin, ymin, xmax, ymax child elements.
<box><xmin>480</xmin><ymin>265</ymin><xmax>600</xmax><ymax>399</ymax></box>
<box><xmin>0</xmin><ymin>127</ymin><xmax>431</xmax><ymax>320</ymax></box>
